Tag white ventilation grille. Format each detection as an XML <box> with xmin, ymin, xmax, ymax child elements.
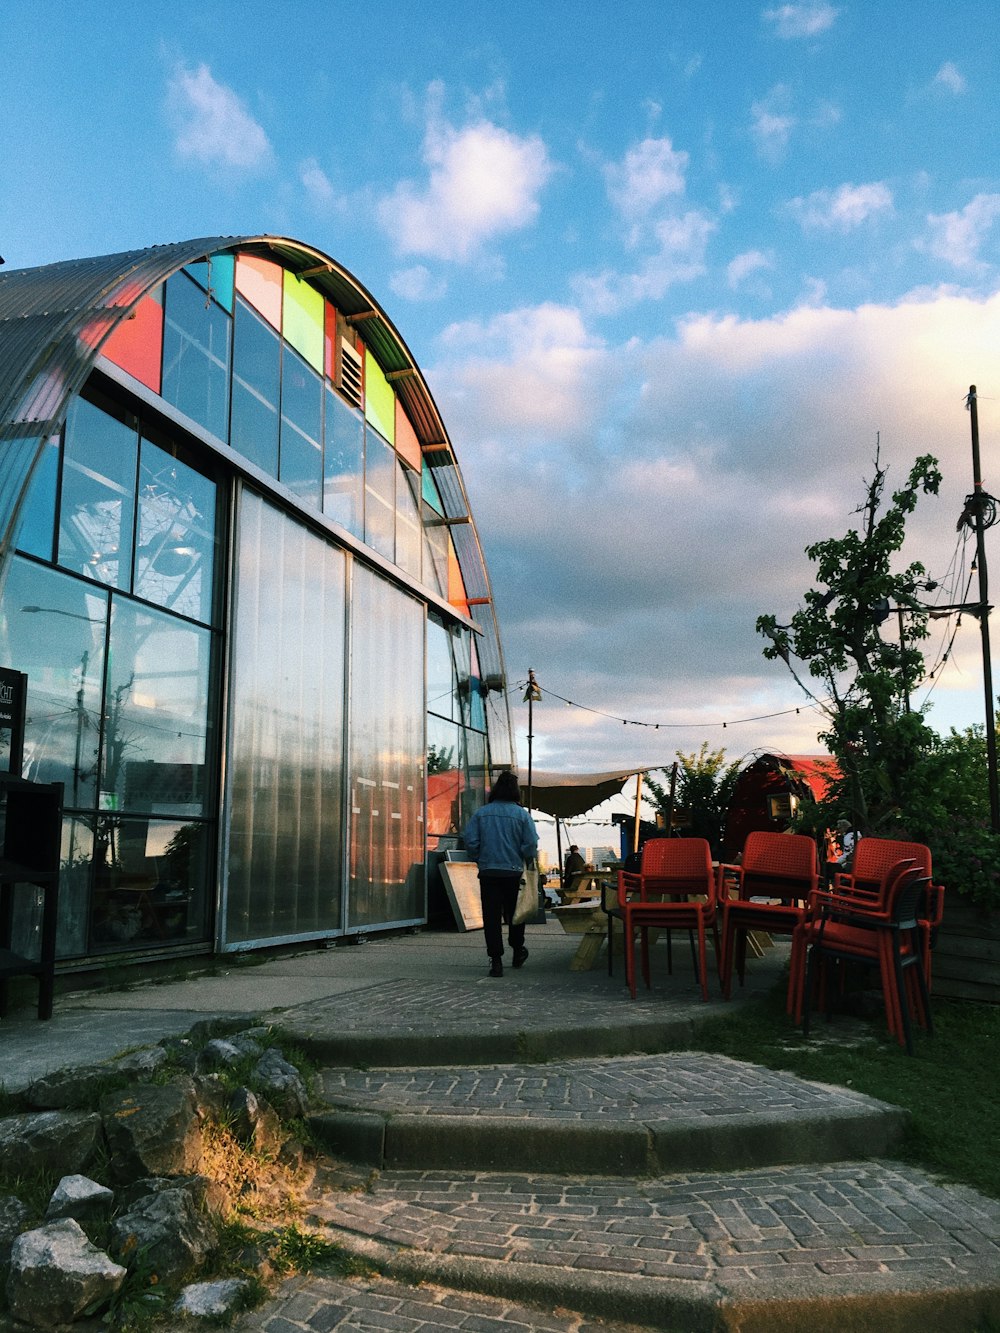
<box><xmin>340</xmin><ymin>340</ymin><xmax>363</xmax><ymax>410</ymax></box>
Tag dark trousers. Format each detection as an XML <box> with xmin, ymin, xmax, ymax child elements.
<box><xmin>479</xmin><ymin>871</ymin><xmax>525</xmax><ymax>960</ymax></box>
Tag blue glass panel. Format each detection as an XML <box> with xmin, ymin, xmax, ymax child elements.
<box><xmin>230</xmin><ymin>297</ymin><xmax>280</xmax><ymax>476</ymax></box>
<box><xmin>12</xmin><ymin>435</ymin><xmax>59</xmax><ymax>560</ymax></box>
<box><xmin>162</xmin><ymin>272</ymin><xmax>231</xmax><ymax>442</ymax></box>
<box><xmin>364</xmin><ymin>428</ymin><xmax>395</xmax><ymax>561</ymax></box>
<box><xmin>279</xmin><ymin>347</ymin><xmax>323</xmax><ymax>509</ymax></box>
<box><xmin>324</xmin><ymin>388</ymin><xmax>364</xmax><ymax>538</ymax></box>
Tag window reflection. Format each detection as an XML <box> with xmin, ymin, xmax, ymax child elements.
<box><xmin>364</xmin><ymin>429</ymin><xmax>395</xmax><ymax>561</ymax></box>
<box><xmin>58</xmin><ymin>398</ymin><xmax>137</xmax><ymax>589</ymax></box>
<box><xmin>13</xmin><ymin>435</ymin><xmax>59</xmax><ymax>561</ymax></box>
<box><xmin>1</xmin><ymin>558</ymin><xmax>107</xmax><ymax>808</ymax></box>
<box><xmin>396</xmin><ymin>460</ymin><xmax>422</xmax><ymax>580</ymax></box>
<box><xmin>134</xmin><ymin>440</ymin><xmax>217</xmax><ymax>624</ymax></box>
<box><xmin>279</xmin><ymin>347</ymin><xmax>323</xmax><ymax>507</ymax></box>
<box><xmin>230</xmin><ymin>298</ymin><xmax>280</xmax><ymax>475</ymax></box>
<box><xmin>324</xmin><ymin>388</ymin><xmax>364</xmax><ymax>537</ymax></box>
<box><xmin>162</xmin><ymin>272</ymin><xmax>231</xmax><ymax>442</ymax></box>
<box><xmin>101</xmin><ymin>600</ymin><xmax>212</xmax><ymax>818</ymax></box>
<box><xmin>91</xmin><ymin>815</ymin><xmax>209</xmax><ymax>949</ymax></box>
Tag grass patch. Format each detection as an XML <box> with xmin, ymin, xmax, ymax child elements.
<box><xmin>689</xmin><ymin>977</ymin><xmax>1000</xmax><ymax>1197</ymax></box>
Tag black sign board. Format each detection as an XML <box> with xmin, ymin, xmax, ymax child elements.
<box><xmin>0</xmin><ymin>668</ymin><xmax>27</xmax><ymax>777</ymax></box>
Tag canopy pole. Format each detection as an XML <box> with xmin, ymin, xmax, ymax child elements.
<box><xmin>632</xmin><ymin>773</ymin><xmax>643</xmax><ymax>854</ymax></box>
<box><xmin>555</xmin><ymin>817</ymin><xmax>565</xmax><ymax>887</ymax></box>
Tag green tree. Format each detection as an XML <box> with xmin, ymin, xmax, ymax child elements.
<box><xmin>756</xmin><ymin>451</ymin><xmax>942</xmax><ymax>832</ymax></box>
<box><xmin>645</xmin><ymin>744</ymin><xmax>741</xmax><ymax>856</ymax></box>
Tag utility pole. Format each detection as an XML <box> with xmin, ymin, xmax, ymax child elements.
<box><xmin>966</xmin><ymin>386</ymin><xmax>1000</xmax><ymax>833</ymax></box>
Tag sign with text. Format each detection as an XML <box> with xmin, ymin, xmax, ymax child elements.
<box><xmin>0</xmin><ymin>668</ymin><xmax>27</xmax><ymax>776</ymax></box>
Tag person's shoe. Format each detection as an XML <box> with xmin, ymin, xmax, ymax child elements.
<box><xmin>488</xmin><ymin>959</ymin><xmax>504</xmax><ymax>978</ymax></box>
<box><xmin>512</xmin><ymin>947</ymin><xmax>529</xmax><ymax>969</ymax></box>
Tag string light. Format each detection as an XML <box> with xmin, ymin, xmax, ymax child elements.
<box><xmin>512</xmin><ymin>679</ymin><xmax>827</xmax><ymax>730</ymax></box>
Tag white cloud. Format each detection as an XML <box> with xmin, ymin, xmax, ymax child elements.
<box><xmin>166</xmin><ymin>62</ymin><xmax>272</xmax><ymax>171</ymax></box>
<box><xmin>749</xmin><ymin>86</ymin><xmax>797</xmax><ymax>163</ymax></box>
<box><xmin>762</xmin><ymin>3</ymin><xmax>839</xmax><ymax>38</ymax></box>
<box><xmin>389</xmin><ymin>265</ymin><xmax>447</xmax><ymax>302</ymax></box>
<box><xmin>439</xmin><ymin>287</ymin><xmax>1000</xmax><ymax>774</ymax></box>
<box><xmin>784</xmin><ymin>181</ymin><xmax>894</xmax><ymax>231</ymax></box>
<box><xmin>572</xmin><ymin>210</ymin><xmax>716</xmax><ymax>315</ymax></box>
<box><xmin>920</xmin><ymin>194</ymin><xmax>1000</xmax><ymax>268</ymax></box>
<box><xmin>377</xmin><ymin>85</ymin><xmax>552</xmax><ymax>262</ymax></box>
<box><xmin>299</xmin><ymin>158</ymin><xmax>336</xmax><ymax>209</ymax></box>
<box><xmin>604</xmin><ymin>137</ymin><xmax>688</xmax><ymax>221</ymax></box>
<box><xmin>728</xmin><ymin>249</ymin><xmax>772</xmax><ymax>287</ymax></box>
<box><xmin>932</xmin><ymin>61</ymin><xmax>967</xmax><ymax>95</ymax></box>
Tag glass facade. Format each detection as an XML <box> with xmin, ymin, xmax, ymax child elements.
<box><xmin>225</xmin><ymin>491</ymin><xmax>347</xmax><ymax>945</ymax></box>
<box><xmin>1</xmin><ymin>238</ymin><xmax>509</xmax><ymax>969</ymax></box>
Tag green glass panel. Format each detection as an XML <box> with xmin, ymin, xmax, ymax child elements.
<box><xmin>422</xmin><ymin>457</ymin><xmax>443</xmax><ymax>514</ymax></box>
<box><xmin>282</xmin><ymin>272</ymin><xmax>324</xmax><ymax>373</ymax></box>
<box><xmin>364</xmin><ymin>355</ymin><xmax>395</xmax><ymax>444</ymax></box>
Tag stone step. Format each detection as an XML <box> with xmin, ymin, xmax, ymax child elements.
<box><xmin>273</xmin><ymin>974</ymin><xmax>776</xmax><ymax>1068</ymax></box>
<box><xmin>299</xmin><ymin>1158</ymin><xmax>1000</xmax><ymax>1332</ymax></box>
<box><xmin>308</xmin><ymin>1052</ymin><xmax>905</xmax><ymax>1176</ymax></box>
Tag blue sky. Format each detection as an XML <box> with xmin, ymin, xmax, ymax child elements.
<box><xmin>5</xmin><ymin>2</ymin><xmax>1000</xmax><ymax>851</ymax></box>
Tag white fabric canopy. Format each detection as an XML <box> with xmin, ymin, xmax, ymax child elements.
<box><xmin>518</xmin><ymin>767</ymin><xmax>668</xmax><ymax>819</ymax></box>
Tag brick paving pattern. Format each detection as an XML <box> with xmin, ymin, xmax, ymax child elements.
<box><xmin>305</xmin><ymin>1159</ymin><xmax>1000</xmax><ymax>1289</ymax></box>
<box><xmin>318</xmin><ymin>1052</ymin><xmax>885</xmax><ymax>1123</ymax></box>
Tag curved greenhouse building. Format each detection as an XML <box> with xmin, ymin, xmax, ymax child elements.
<box><xmin>0</xmin><ymin>236</ymin><xmax>513</xmax><ymax>968</ymax></box>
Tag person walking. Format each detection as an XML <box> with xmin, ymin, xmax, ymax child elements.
<box><xmin>462</xmin><ymin>770</ymin><xmax>539</xmax><ymax>978</ymax></box>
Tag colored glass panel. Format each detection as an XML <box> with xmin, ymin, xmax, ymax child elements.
<box><xmin>102</xmin><ymin>293</ymin><xmax>163</xmax><ymax>393</ymax></box>
<box><xmin>183</xmin><ymin>254</ymin><xmax>234</xmax><ymax>312</ymax></box>
<box><xmin>282</xmin><ymin>272</ymin><xmax>324</xmax><ymax>373</ymax></box>
<box><xmin>235</xmin><ymin>254</ymin><xmax>282</xmax><ymax>329</ymax></box>
<box><xmin>395</xmin><ymin>401</ymin><xmax>421</xmax><ymax>471</ymax></box>
<box><xmin>324</xmin><ymin>302</ymin><xmax>337</xmax><ymax>381</ymax></box>
<box><xmin>421</xmin><ymin>458</ymin><xmax>444</xmax><ymax>515</ymax></box>
<box><xmin>364</xmin><ymin>353</ymin><xmax>395</xmax><ymax>445</ymax></box>
<box><xmin>447</xmin><ymin>537</ymin><xmax>469</xmax><ymax>617</ymax></box>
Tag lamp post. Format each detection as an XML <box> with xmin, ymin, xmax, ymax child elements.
<box><xmin>522</xmin><ymin>670</ymin><xmax>541</xmax><ymax>815</ymax></box>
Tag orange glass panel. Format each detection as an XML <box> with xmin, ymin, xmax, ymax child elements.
<box><xmin>395</xmin><ymin>401</ymin><xmax>421</xmax><ymax>470</ymax></box>
<box><xmin>447</xmin><ymin>537</ymin><xmax>469</xmax><ymax>617</ymax></box>
<box><xmin>325</xmin><ymin>302</ymin><xmax>337</xmax><ymax>380</ymax></box>
<box><xmin>235</xmin><ymin>254</ymin><xmax>282</xmax><ymax>329</ymax></box>
<box><xmin>101</xmin><ymin>294</ymin><xmax>163</xmax><ymax>393</ymax></box>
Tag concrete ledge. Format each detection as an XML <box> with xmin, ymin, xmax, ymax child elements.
<box><xmin>649</xmin><ymin>1103</ymin><xmax>907</xmax><ymax>1173</ymax></box>
<box><xmin>383</xmin><ymin>1113</ymin><xmax>654</xmax><ymax>1175</ymax></box>
<box><xmin>307</xmin><ymin>1110</ymin><xmax>385</xmax><ymax>1164</ymax></box>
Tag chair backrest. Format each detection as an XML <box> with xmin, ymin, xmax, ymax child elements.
<box><xmin>638</xmin><ymin>837</ymin><xmax>714</xmax><ymax>903</ymax></box>
<box><xmin>850</xmin><ymin>837</ymin><xmax>931</xmax><ymax>886</ymax></box>
<box><xmin>739</xmin><ymin>831</ymin><xmax>818</xmax><ymax>901</ymax></box>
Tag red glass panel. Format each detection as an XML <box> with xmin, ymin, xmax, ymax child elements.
<box><xmin>447</xmin><ymin>538</ymin><xmax>469</xmax><ymax>617</ymax></box>
<box><xmin>101</xmin><ymin>294</ymin><xmax>163</xmax><ymax>393</ymax></box>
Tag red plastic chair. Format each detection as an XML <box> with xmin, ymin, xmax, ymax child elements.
<box><xmin>788</xmin><ymin>857</ymin><xmax>916</xmax><ymax>1024</ymax></box>
<box><xmin>612</xmin><ymin>838</ymin><xmax>719</xmax><ymax>1000</ymax></box>
<box><xmin>834</xmin><ymin>837</ymin><xmax>944</xmax><ymax>986</ymax></box>
<box><xmin>802</xmin><ymin>866</ymin><xmax>932</xmax><ymax>1053</ymax></box>
<box><xmin>719</xmin><ymin>831</ymin><xmax>819</xmax><ymax>999</ymax></box>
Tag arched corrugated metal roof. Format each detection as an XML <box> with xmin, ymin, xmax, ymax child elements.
<box><xmin>0</xmin><ymin>236</ymin><xmax>510</xmax><ymax>723</ymax></box>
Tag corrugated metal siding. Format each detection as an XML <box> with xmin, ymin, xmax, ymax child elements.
<box><xmin>0</xmin><ymin>234</ymin><xmax>511</xmax><ymax>746</ymax></box>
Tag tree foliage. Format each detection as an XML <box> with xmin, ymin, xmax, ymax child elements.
<box><xmin>756</xmin><ymin>451</ymin><xmax>942</xmax><ymax>831</ymax></box>
<box><xmin>645</xmin><ymin>744</ymin><xmax>741</xmax><ymax>857</ymax></box>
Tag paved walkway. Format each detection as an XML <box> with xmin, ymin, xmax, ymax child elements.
<box><xmin>2</xmin><ymin>919</ymin><xmax>999</xmax><ymax>1330</ymax></box>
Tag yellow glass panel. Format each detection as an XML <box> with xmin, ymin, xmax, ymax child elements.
<box><xmin>364</xmin><ymin>351</ymin><xmax>395</xmax><ymax>445</ymax></box>
<box><xmin>282</xmin><ymin>272</ymin><xmax>325</xmax><ymax>373</ymax></box>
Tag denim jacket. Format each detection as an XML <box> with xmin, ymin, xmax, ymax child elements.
<box><xmin>463</xmin><ymin>800</ymin><xmax>538</xmax><ymax>874</ymax></box>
